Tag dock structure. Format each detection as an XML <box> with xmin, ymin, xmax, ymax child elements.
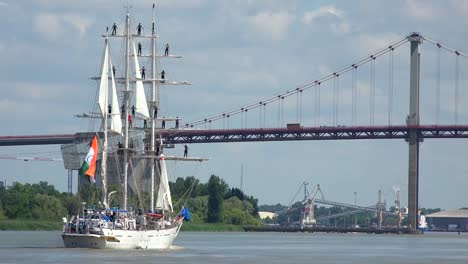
<box><xmin>243</xmin><ymin>225</ymin><xmax>412</xmax><ymax>234</ymax></box>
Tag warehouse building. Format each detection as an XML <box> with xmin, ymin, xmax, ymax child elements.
<box><xmin>426</xmin><ymin>209</ymin><xmax>468</xmax><ymax>231</ymax></box>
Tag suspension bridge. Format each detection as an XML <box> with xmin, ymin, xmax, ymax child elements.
<box><xmin>1</xmin><ymin>32</ymin><xmax>468</xmax><ymax>232</ymax></box>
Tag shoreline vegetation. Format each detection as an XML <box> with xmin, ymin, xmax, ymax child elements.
<box><xmin>0</xmin><ymin>220</ymin><xmax>244</xmax><ymax>232</ymax></box>
<box><xmin>0</xmin><ymin>176</ymin><xmax>262</xmax><ymax>232</ymax></box>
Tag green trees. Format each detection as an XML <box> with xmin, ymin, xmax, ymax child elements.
<box><xmin>1</xmin><ymin>176</ymin><xmax>262</xmax><ymax>227</ymax></box>
<box><xmin>1</xmin><ymin>181</ymin><xmax>67</xmax><ymax>220</ymax></box>
<box><xmin>207</xmin><ymin>175</ymin><xmax>227</xmax><ymax>223</ymax></box>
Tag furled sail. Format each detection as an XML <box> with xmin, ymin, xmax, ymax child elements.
<box><xmin>156</xmin><ymin>154</ymin><xmax>173</xmax><ymax>212</ymax></box>
<box><xmin>97</xmin><ymin>43</ymin><xmax>109</xmax><ymax>117</ymax></box>
<box><xmin>109</xmin><ymin>56</ymin><xmax>122</xmax><ymax>135</ymax></box>
<box><xmin>132</xmin><ymin>41</ymin><xmax>150</xmax><ymax>119</ymax></box>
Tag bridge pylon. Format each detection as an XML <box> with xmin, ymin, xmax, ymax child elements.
<box><xmin>407</xmin><ymin>32</ymin><xmax>422</xmax><ymax>232</ymax></box>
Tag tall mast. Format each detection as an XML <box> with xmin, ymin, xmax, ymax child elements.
<box><xmin>123</xmin><ymin>11</ymin><xmax>131</xmax><ymax>211</ymax></box>
<box><xmin>150</xmin><ymin>3</ymin><xmax>157</xmax><ymax>212</ymax></box>
<box><xmin>101</xmin><ymin>36</ymin><xmax>109</xmax><ymax>208</ymax></box>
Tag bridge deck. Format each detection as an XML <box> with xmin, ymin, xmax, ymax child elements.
<box><xmin>0</xmin><ymin>125</ymin><xmax>468</xmax><ymax>146</ymax></box>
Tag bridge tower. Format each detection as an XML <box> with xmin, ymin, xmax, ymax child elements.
<box><xmin>407</xmin><ymin>32</ymin><xmax>422</xmax><ymax>232</ymax></box>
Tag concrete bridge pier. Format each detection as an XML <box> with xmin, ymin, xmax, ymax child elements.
<box><xmin>407</xmin><ymin>32</ymin><xmax>422</xmax><ymax>233</ymax></box>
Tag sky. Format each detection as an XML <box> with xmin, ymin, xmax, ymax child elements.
<box><xmin>1</xmin><ymin>0</ymin><xmax>468</xmax><ymax>210</ymax></box>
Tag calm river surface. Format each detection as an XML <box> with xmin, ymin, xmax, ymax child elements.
<box><xmin>1</xmin><ymin>231</ymin><xmax>468</xmax><ymax>263</ymax></box>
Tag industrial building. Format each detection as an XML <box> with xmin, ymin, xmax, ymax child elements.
<box><xmin>426</xmin><ymin>209</ymin><xmax>468</xmax><ymax>231</ymax></box>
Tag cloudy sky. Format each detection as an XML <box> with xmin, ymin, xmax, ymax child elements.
<box><xmin>1</xmin><ymin>0</ymin><xmax>468</xmax><ymax>210</ymax></box>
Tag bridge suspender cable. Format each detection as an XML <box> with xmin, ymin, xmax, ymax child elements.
<box><xmin>388</xmin><ymin>47</ymin><xmax>394</xmax><ymax>126</ymax></box>
<box><xmin>185</xmin><ymin>35</ymin><xmax>410</xmax><ymax>128</ymax></box>
<box><xmin>370</xmin><ymin>56</ymin><xmax>376</xmax><ymax>126</ymax></box>
<box><xmin>455</xmin><ymin>52</ymin><xmax>460</xmax><ymax>125</ymax></box>
<box><xmin>436</xmin><ymin>43</ymin><xmax>441</xmax><ymax>125</ymax></box>
<box><xmin>352</xmin><ymin>66</ymin><xmax>357</xmax><ymax>126</ymax></box>
<box><xmin>179</xmin><ymin>33</ymin><xmax>467</xmax><ymax>130</ymax></box>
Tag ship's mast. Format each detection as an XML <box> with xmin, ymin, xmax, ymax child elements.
<box><xmin>150</xmin><ymin>4</ymin><xmax>157</xmax><ymax>212</ymax></box>
<box><xmin>123</xmin><ymin>11</ymin><xmax>131</xmax><ymax>211</ymax></box>
<box><xmin>101</xmin><ymin>36</ymin><xmax>109</xmax><ymax>208</ymax></box>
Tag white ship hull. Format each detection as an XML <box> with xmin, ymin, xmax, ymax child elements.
<box><xmin>62</xmin><ymin>224</ymin><xmax>181</xmax><ymax>249</ymax></box>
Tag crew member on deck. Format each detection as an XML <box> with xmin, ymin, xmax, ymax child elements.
<box><xmin>162</xmin><ymin>118</ymin><xmax>166</xmax><ymax>129</ymax></box>
<box><xmin>108</xmin><ymin>104</ymin><xmax>112</xmax><ymax>116</ymax></box>
<box><xmin>175</xmin><ymin>116</ymin><xmax>179</xmax><ymax>129</ymax></box>
<box><xmin>136</xmin><ymin>23</ymin><xmax>143</xmax><ymax>35</ymax></box>
<box><xmin>112</xmin><ymin>66</ymin><xmax>116</xmax><ymax>77</ymax></box>
<box><xmin>131</xmin><ymin>105</ymin><xmax>136</xmax><ymax>117</ymax></box>
<box><xmin>160</xmin><ymin>70</ymin><xmax>165</xmax><ymax>80</ymax></box>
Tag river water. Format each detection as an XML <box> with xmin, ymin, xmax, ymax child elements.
<box><xmin>1</xmin><ymin>231</ymin><xmax>468</xmax><ymax>263</ymax></box>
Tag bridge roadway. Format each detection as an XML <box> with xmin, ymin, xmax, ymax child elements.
<box><xmin>162</xmin><ymin>125</ymin><xmax>468</xmax><ymax>144</ymax></box>
<box><xmin>1</xmin><ymin>125</ymin><xmax>468</xmax><ymax>146</ymax></box>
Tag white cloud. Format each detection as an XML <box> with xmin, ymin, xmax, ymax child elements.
<box><xmin>34</xmin><ymin>13</ymin><xmax>93</xmax><ymax>41</ymax></box>
<box><xmin>61</xmin><ymin>14</ymin><xmax>93</xmax><ymax>36</ymax></box>
<box><xmin>403</xmin><ymin>0</ymin><xmax>441</xmax><ymax>21</ymax></box>
<box><xmin>303</xmin><ymin>6</ymin><xmax>343</xmax><ymax>24</ymax></box>
<box><xmin>302</xmin><ymin>5</ymin><xmax>350</xmax><ymax>34</ymax></box>
<box><xmin>248</xmin><ymin>10</ymin><xmax>294</xmax><ymax>40</ymax></box>
<box><xmin>35</xmin><ymin>14</ymin><xmax>62</xmax><ymax>41</ymax></box>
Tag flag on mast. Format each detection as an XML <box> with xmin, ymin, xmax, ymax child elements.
<box><xmin>79</xmin><ymin>135</ymin><xmax>98</xmax><ymax>183</ymax></box>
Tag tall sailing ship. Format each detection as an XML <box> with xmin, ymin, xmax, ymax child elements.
<box><xmin>61</xmin><ymin>6</ymin><xmax>204</xmax><ymax>249</ymax></box>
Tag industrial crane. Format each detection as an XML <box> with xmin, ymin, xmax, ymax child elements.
<box><xmin>301</xmin><ymin>183</ymin><xmax>325</xmax><ymax>227</ymax></box>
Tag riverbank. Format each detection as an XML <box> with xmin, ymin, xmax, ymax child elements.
<box><xmin>181</xmin><ymin>222</ymin><xmax>244</xmax><ymax>232</ymax></box>
<box><xmin>0</xmin><ymin>220</ymin><xmax>245</xmax><ymax>232</ymax></box>
<box><xmin>0</xmin><ymin>220</ymin><xmax>63</xmax><ymax>231</ymax></box>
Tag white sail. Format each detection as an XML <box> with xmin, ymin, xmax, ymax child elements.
<box><xmin>109</xmin><ymin>55</ymin><xmax>122</xmax><ymax>135</ymax></box>
<box><xmin>132</xmin><ymin>41</ymin><xmax>150</xmax><ymax>119</ymax></box>
<box><xmin>156</xmin><ymin>154</ymin><xmax>173</xmax><ymax>212</ymax></box>
<box><xmin>98</xmin><ymin>43</ymin><xmax>109</xmax><ymax>117</ymax></box>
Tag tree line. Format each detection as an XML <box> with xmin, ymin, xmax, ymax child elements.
<box><xmin>0</xmin><ymin>175</ymin><xmax>261</xmax><ymax>226</ymax></box>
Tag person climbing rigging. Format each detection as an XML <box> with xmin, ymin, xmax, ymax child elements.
<box><xmin>136</xmin><ymin>22</ymin><xmax>143</xmax><ymax>35</ymax></box>
<box><xmin>138</xmin><ymin>42</ymin><xmax>142</xmax><ymax>56</ymax></box>
<box><xmin>164</xmin><ymin>43</ymin><xmax>169</xmax><ymax>56</ymax></box>
<box><xmin>111</xmin><ymin>23</ymin><xmax>117</xmax><ymax>35</ymax></box>
<box><xmin>141</xmin><ymin>66</ymin><xmax>146</xmax><ymax>79</ymax></box>
<box><xmin>183</xmin><ymin>145</ymin><xmax>188</xmax><ymax>157</ymax></box>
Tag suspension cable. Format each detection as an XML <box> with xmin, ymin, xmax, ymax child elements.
<box><xmin>185</xmin><ymin>35</ymin><xmax>410</xmax><ymax>128</ymax></box>
<box><xmin>436</xmin><ymin>44</ymin><xmax>441</xmax><ymax>125</ymax></box>
<box><xmin>352</xmin><ymin>66</ymin><xmax>357</xmax><ymax>126</ymax></box>
<box><xmin>277</xmin><ymin>97</ymin><xmax>280</xmax><ymax>128</ymax></box>
<box><xmin>299</xmin><ymin>90</ymin><xmax>303</xmax><ymax>124</ymax></box>
<box><xmin>370</xmin><ymin>56</ymin><xmax>376</xmax><ymax>126</ymax></box>
<box><xmin>455</xmin><ymin>52</ymin><xmax>460</xmax><ymax>124</ymax></box>
<box><xmin>388</xmin><ymin>47</ymin><xmax>394</xmax><ymax>126</ymax></box>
